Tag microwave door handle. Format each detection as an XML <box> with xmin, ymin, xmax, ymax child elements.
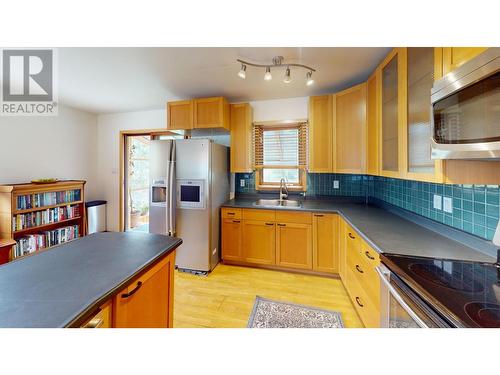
<box><xmin>375</xmin><ymin>266</ymin><xmax>429</xmax><ymax>328</ymax></box>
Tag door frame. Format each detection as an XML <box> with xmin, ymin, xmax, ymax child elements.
<box><xmin>119</xmin><ymin>129</ymin><xmax>178</xmax><ymax>232</ymax></box>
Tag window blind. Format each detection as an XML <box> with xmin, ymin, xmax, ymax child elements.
<box><xmin>253</xmin><ymin>122</ymin><xmax>308</xmax><ymax>168</ymax></box>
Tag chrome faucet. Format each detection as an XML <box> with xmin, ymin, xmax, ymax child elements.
<box><xmin>279</xmin><ymin>178</ymin><xmax>289</xmax><ymax>201</ymax></box>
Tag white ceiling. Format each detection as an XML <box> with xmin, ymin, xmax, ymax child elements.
<box><xmin>58</xmin><ymin>47</ymin><xmax>391</xmax><ymax>114</ymax></box>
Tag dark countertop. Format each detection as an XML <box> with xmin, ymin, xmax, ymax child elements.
<box><xmin>0</xmin><ymin>232</ymin><xmax>182</xmax><ymax>328</ymax></box>
<box><xmin>223</xmin><ymin>197</ymin><xmax>496</xmax><ymax>263</ymax></box>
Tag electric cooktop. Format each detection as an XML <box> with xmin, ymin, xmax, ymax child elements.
<box><xmin>382</xmin><ymin>253</ymin><xmax>500</xmax><ymax>328</ymax></box>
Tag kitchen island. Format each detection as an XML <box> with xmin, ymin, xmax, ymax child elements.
<box><xmin>0</xmin><ymin>232</ymin><xmax>182</xmax><ymax>328</ymax></box>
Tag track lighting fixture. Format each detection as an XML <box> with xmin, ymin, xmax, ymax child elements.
<box><xmin>238</xmin><ymin>64</ymin><xmax>246</xmax><ymax>79</ymax></box>
<box><xmin>306</xmin><ymin>71</ymin><xmax>314</xmax><ymax>86</ymax></box>
<box><xmin>283</xmin><ymin>67</ymin><xmax>292</xmax><ymax>83</ymax></box>
<box><xmin>236</xmin><ymin>56</ymin><xmax>316</xmax><ymax>86</ymax></box>
<box><xmin>264</xmin><ymin>66</ymin><xmax>272</xmax><ymax>81</ymax></box>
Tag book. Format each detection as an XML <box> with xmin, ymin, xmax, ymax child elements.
<box><xmin>13</xmin><ymin>225</ymin><xmax>80</xmax><ymax>258</ymax></box>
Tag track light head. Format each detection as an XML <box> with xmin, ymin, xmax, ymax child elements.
<box><xmin>264</xmin><ymin>67</ymin><xmax>272</xmax><ymax>81</ymax></box>
<box><xmin>238</xmin><ymin>64</ymin><xmax>246</xmax><ymax>79</ymax></box>
<box><xmin>283</xmin><ymin>67</ymin><xmax>292</xmax><ymax>83</ymax></box>
<box><xmin>306</xmin><ymin>71</ymin><xmax>314</xmax><ymax>86</ymax></box>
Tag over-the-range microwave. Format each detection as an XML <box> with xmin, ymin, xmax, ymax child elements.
<box><xmin>431</xmin><ymin>48</ymin><xmax>500</xmax><ymax>160</ymax></box>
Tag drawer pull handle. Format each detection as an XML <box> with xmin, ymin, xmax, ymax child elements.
<box><xmin>348</xmin><ymin>232</ymin><xmax>355</xmax><ymax>240</ymax></box>
<box><xmin>121</xmin><ymin>281</ymin><xmax>143</xmax><ymax>298</ymax></box>
<box><xmin>277</xmin><ymin>223</ymin><xmax>286</xmax><ymax>227</ymax></box>
<box><xmin>314</xmin><ymin>214</ymin><xmax>324</xmax><ymax>217</ymax></box>
<box><xmin>265</xmin><ymin>223</ymin><xmax>274</xmax><ymax>226</ymax></box>
<box><xmin>355</xmin><ymin>264</ymin><xmax>364</xmax><ymax>274</ymax></box>
<box><xmin>227</xmin><ymin>212</ymin><xmax>235</xmax><ymax>216</ymax></box>
<box><xmin>233</xmin><ymin>220</ymin><xmax>241</xmax><ymax>223</ymax></box>
<box><xmin>83</xmin><ymin>318</ymin><xmax>103</xmax><ymax>328</ymax></box>
<box><xmin>355</xmin><ymin>297</ymin><xmax>364</xmax><ymax>307</ymax></box>
<box><xmin>365</xmin><ymin>251</ymin><xmax>375</xmax><ymax>260</ymax></box>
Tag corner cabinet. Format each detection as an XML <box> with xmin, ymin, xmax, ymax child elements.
<box><xmin>230</xmin><ymin>103</ymin><xmax>253</xmax><ymax>173</ymax></box>
<box><xmin>334</xmin><ymin>83</ymin><xmax>367</xmax><ymax>174</ymax></box>
<box><xmin>312</xmin><ymin>213</ymin><xmax>339</xmax><ymax>274</ymax></box>
<box><xmin>308</xmin><ymin>95</ymin><xmax>333</xmax><ymax>173</ymax></box>
<box><xmin>167</xmin><ymin>97</ymin><xmax>230</xmax><ymax>131</ymax></box>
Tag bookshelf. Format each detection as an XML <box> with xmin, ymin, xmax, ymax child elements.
<box><xmin>0</xmin><ymin>180</ymin><xmax>86</xmax><ymax>262</ymax></box>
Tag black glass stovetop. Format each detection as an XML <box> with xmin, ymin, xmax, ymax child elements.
<box><xmin>382</xmin><ymin>253</ymin><xmax>500</xmax><ymax>328</ymax></box>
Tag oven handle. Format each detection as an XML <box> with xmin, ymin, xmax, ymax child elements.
<box><xmin>375</xmin><ymin>266</ymin><xmax>429</xmax><ymax>328</ymax></box>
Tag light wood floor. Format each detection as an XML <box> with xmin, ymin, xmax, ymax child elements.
<box><xmin>173</xmin><ymin>264</ymin><xmax>363</xmax><ymax>328</ymax></box>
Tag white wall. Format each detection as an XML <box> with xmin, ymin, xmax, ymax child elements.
<box><xmin>0</xmin><ymin>105</ymin><xmax>99</xmax><ymax>200</ymax></box>
<box><xmin>97</xmin><ymin>109</ymin><xmax>166</xmax><ymax>231</ymax></box>
<box><xmin>97</xmin><ymin>97</ymin><xmax>308</xmax><ymax>232</ymax></box>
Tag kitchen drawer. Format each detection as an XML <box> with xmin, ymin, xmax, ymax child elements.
<box><xmin>276</xmin><ymin>211</ymin><xmax>312</xmax><ymax>225</ymax></box>
<box><xmin>222</xmin><ymin>207</ymin><xmax>242</xmax><ymax>219</ymax></box>
<box><xmin>345</xmin><ymin>223</ymin><xmax>360</xmax><ymax>254</ymax></box>
<box><xmin>243</xmin><ymin>208</ymin><xmax>275</xmax><ymax>222</ymax></box>
<box><xmin>81</xmin><ymin>301</ymin><xmax>112</xmax><ymax>328</ymax></box>
<box><xmin>359</xmin><ymin>239</ymin><xmax>380</xmax><ymax>268</ymax></box>
<box><xmin>346</xmin><ymin>248</ymin><xmax>380</xmax><ymax>307</ymax></box>
<box><xmin>345</xmin><ymin>266</ymin><xmax>380</xmax><ymax>328</ymax></box>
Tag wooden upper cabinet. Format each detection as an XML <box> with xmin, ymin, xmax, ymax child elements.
<box><xmin>167</xmin><ymin>100</ymin><xmax>194</xmax><ymax>130</ymax></box>
<box><xmin>194</xmin><ymin>97</ymin><xmax>230</xmax><ymax>130</ymax></box>
<box><xmin>366</xmin><ymin>72</ymin><xmax>379</xmax><ymax>176</ymax></box>
<box><xmin>334</xmin><ymin>83</ymin><xmax>367</xmax><ymax>174</ymax></box>
<box><xmin>230</xmin><ymin>103</ymin><xmax>253</xmax><ymax>173</ymax></box>
<box><xmin>379</xmin><ymin>48</ymin><xmax>404</xmax><ymax>178</ymax></box>
<box><xmin>276</xmin><ymin>222</ymin><xmax>312</xmax><ymax>270</ymax></box>
<box><xmin>404</xmin><ymin>47</ymin><xmax>443</xmax><ymax>183</ymax></box>
<box><xmin>113</xmin><ymin>254</ymin><xmax>175</xmax><ymax>328</ymax></box>
<box><xmin>442</xmin><ymin>47</ymin><xmax>488</xmax><ymax>75</ymax></box>
<box><xmin>308</xmin><ymin>95</ymin><xmax>333</xmax><ymax>173</ymax></box>
<box><xmin>312</xmin><ymin>213</ymin><xmax>339</xmax><ymax>274</ymax></box>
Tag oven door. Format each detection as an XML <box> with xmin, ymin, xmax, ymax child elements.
<box><xmin>376</xmin><ymin>265</ymin><xmax>450</xmax><ymax>328</ymax></box>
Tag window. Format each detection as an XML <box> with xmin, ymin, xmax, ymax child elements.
<box><xmin>253</xmin><ymin>122</ymin><xmax>307</xmax><ymax>190</ymax></box>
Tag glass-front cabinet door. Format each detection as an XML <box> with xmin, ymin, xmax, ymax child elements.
<box><xmin>380</xmin><ymin>49</ymin><xmax>401</xmax><ymax>177</ymax></box>
<box><xmin>405</xmin><ymin>47</ymin><xmax>443</xmax><ymax>182</ymax></box>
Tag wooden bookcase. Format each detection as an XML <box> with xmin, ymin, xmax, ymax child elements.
<box><xmin>0</xmin><ymin>180</ymin><xmax>86</xmax><ymax>262</ymax></box>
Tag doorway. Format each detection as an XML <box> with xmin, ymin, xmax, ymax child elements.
<box><xmin>124</xmin><ymin>135</ymin><xmax>151</xmax><ymax>232</ymax></box>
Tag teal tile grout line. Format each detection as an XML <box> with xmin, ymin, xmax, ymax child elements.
<box><xmin>235</xmin><ymin>172</ymin><xmax>500</xmax><ymax>242</ymax></box>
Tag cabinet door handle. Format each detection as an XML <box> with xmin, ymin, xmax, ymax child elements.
<box><xmin>83</xmin><ymin>318</ymin><xmax>103</xmax><ymax>328</ymax></box>
<box><xmin>233</xmin><ymin>220</ymin><xmax>240</xmax><ymax>223</ymax></box>
<box><xmin>227</xmin><ymin>212</ymin><xmax>235</xmax><ymax>216</ymax></box>
<box><xmin>348</xmin><ymin>232</ymin><xmax>355</xmax><ymax>240</ymax></box>
<box><xmin>365</xmin><ymin>251</ymin><xmax>375</xmax><ymax>260</ymax></box>
<box><xmin>277</xmin><ymin>223</ymin><xmax>286</xmax><ymax>227</ymax></box>
<box><xmin>355</xmin><ymin>297</ymin><xmax>364</xmax><ymax>307</ymax></box>
<box><xmin>355</xmin><ymin>264</ymin><xmax>364</xmax><ymax>274</ymax></box>
<box><xmin>265</xmin><ymin>222</ymin><xmax>274</xmax><ymax>226</ymax></box>
<box><xmin>314</xmin><ymin>214</ymin><xmax>324</xmax><ymax>217</ymax></box>
<box><xmin>121</xmin><ymin>281</ymin><xmax>143</xmax><ymax>298</ymax></box>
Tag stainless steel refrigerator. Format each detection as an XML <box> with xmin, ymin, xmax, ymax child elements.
<box><xmin>149</xmin><ymin>138</ymin><xmax>229</xmax><ymax>274</ymax></box>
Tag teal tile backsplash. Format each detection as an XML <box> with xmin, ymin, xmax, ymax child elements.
<box><xmin>234</xmin><ymin>172</ymin><xmax>500</xmax><ymax>242</ymax></box>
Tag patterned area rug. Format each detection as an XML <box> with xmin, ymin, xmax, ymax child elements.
<box><xmin>247</xmin><ymin>296</ymin><xmax>344</xmax><ymax>328</ymax></box>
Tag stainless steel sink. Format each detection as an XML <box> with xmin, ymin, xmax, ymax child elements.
<box><xmin>253</xmin><ymin>199</ymin><xmax>302</xmax><ymax>208</ymax></box>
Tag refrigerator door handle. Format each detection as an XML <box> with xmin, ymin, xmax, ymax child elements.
<box><xmin>167</xmin><ymin>141</ymin><xmax>176</xmax><ymax>236</ymax></box>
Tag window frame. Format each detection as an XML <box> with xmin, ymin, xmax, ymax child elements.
<box><xmin>253</xmin><ymin>120</ymin><xmax>308</xmax><ymax>191</ymax></box>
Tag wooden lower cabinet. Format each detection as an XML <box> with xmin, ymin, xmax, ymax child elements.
<box><xmin>276</xmin><ymin>222</ymin><xmax>312</xmax><ymax>270</ymax></box>
<box><xmin>312</xmin><ymin>213</ymin><xmax>339</xmax><ymax>274</ymax></box>
<box><xmin>113</xmin><ymin>252</ymin><xmax>175</xmax><ymax>328</ymax></box>
<box><xmin>81</xmin><ymin>301</ymin><xmax>112</xmax><ymax>328</ymax></box>
<box><xmin>242</xmin><ymin>220</ymin><xmax>276</xmax><ymax>265</ymax></box>
<box><xmin>221</xmin><ymin>218</ymin><xmax>243</xmax><ymax>261</ymax></box>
